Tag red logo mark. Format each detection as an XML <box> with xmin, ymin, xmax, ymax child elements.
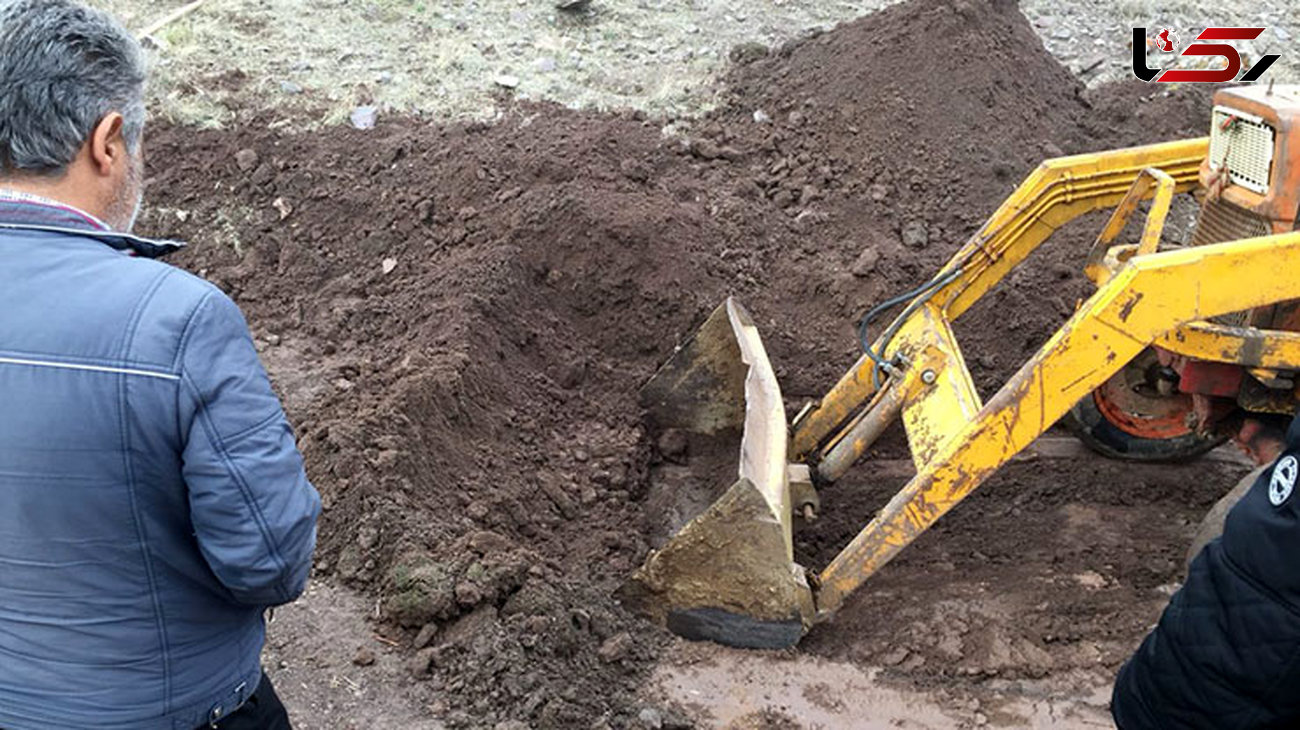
<box><xmin>1133</xmin><ymin>27</ymin><xmax>1279</xmax><ymax>83</ymax></box>
<box><xmin>1155</xmin><ymin>28</ymin><xmax>1178</xmax><ymax>52</ymax></box>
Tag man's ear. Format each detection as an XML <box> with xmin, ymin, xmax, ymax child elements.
<box><xmin>88</xmin><ymin>113</ymin><xmax>127</xmax><ymax>178</ymax></box>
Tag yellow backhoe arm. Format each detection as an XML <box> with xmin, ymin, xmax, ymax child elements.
<box><xmin>792</xmin><ymin>138</ymin><xmax>1209</xmax><ymax>461</ymax></box>
<box><xmin>814</xmin><ymin>230</ymin><xmax>1300</xmax><ymax>615</ymax></box>
<box><xmin>627</xmin><ymin>132</ymin><xmax>1300</xmax><ymax>648</ymax></box>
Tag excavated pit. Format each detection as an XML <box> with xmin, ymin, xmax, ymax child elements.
<box><xmin>138</xmin><ymin>0</ymin><xmax>1236</xmax><ymax>724</ymax></box>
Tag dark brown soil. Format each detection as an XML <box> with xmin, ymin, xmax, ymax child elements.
<box><xmin>138</xmin><ymin>0</ymin><xmax>1227</xmax><ymax>725</ymax></box>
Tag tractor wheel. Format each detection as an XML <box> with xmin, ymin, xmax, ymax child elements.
<box><xmin>1065</xmin><ymin>348</ymin><xmax>1227</xmax><ymax>462</ymax></box>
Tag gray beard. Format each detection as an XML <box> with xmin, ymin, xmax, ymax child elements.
<box><xmin>105</xmin><ymin>157</ymin><xmax>144</xmax><ymax>233</ymax></box>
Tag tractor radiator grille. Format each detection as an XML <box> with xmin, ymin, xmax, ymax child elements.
<box><xmin>1190</xmin><ymin>195</ymin><xmax>1273</xmax><ymax>326</ymax></box>
<box><xmin>1190</xmin><ymin>195</ymin><xmax>1272</xmax><ymax>248</ymax></box>
<box><xmin>1208</xmin><ymin>106</ymin><xmax>1275</xmax><ymax>194</ymax></box>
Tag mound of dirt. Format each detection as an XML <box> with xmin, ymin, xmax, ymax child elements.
<box><xmin>139</xmin><ymin>0</ymin><xmax>1220</xmax><ymax>724</ymax></box>
<box><xmin>150</xmin><ymin>109</ymin><xmax>764</xmax><ymax>726</ymax></box>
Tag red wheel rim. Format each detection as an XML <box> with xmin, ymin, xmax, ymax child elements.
<box><xmin>1092</xmin><ymin>352</ymin><xmax>1196</xmax><ymax>440</ymax></box>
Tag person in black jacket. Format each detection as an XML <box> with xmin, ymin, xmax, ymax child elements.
<box><xmin>1112</xmin><ymin>416</ymin><xmax>1300</xmax><ymax>728</ymax></box>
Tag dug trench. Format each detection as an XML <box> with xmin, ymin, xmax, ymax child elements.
<box><xmin>139</xmin><ymin>0</ymin><xmax>1243</xmax><ymax>725</ymax></box>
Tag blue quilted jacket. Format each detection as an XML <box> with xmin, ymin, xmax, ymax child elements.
<box><xmin>0</xmin><ymin>195</ymin><xmax>321</xmax><ymax>730</ymax></box>
<box><xmin>1113</xmin><ymin>412</ymin><xmax>1300</xmax><ymax>728</ymax></box>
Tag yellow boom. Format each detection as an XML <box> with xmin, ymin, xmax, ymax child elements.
<box><xmin>625</xmin><ymin>86</ymin><xmax>1300</xmax><ymax>648</ymax></box>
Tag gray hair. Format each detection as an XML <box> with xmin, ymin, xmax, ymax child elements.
<box><xmin>0</xmin><ymin>0</ymin><xmax>146</xmax><ymax>176</ymax></box>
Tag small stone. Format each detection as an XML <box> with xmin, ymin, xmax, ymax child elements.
<box><xmin>1275</xmin><ymin>27</ymin><xmax>1291</xmax><ymax>42</ymax></box>
<box><xmin>900</xmin><ymin>653</ymin><xmax>926</xmax><ymax>671</ymax></box>
<box><xmin>234</xmin><ymin>148</ymin><xmax>259</xmax><ymax>172</ymax></box>
<box><xmin>660</xmin><ymin>709</ymin><xmax>693</xmax><ymax>730</ymax></box>
<box><xmin>793</xmin><ymin>209</ymin><xmax>828</xmax><ymax>231</ymax></box>
<box><xmin>597</xmin><ymin>632</ymin><xmax>632</xmax><ymax>664</ymax></box>
<box><xmin>382</xmin><ymin>257</ymin><xmax>398</xmax><ymax>275</ymax></box>
<box><xmin>494</xmin><ymin>74</ymin><xmax>520</xmax><ymax>89</ymax></box>
<box><xmin>975</xmin><ymin>712</ymin><xmax>989</xmax><ymax>726</ymax></box>
<box><xmin>881</xmin><ymin>647</ymin><xmax>910</xmax><ymax>666</ymax></box>
<box><xmin>1078</xmin><ymin>55</ymin><xmax>1107</xmax><ymax>75</ymax></box>
<box><xmin>656</xmin><ymin>429</ymin><xmax>688</xmax><ymax>461</ymax></box>
<box><xmin>495</xmin><ymin>722</ymin><xmax>530</xmax><ymax>730</ymax></box>
<box><xmin>752</xmin><ymin>109</ymin><xmax>771</xmax><ymax>124</ymax></box>
<box><xmin>851</xmin><ymin>247</ymin><xmax>880</xmax><ymax>277</ymax></box>
<box><xmin>901</xmin><ymin>220</ymin><xmax>929</xmax><ymax>248</ymax></box>
<box><xmin>868</xmin><ymin>183</ymin><xmax>889</xmax><ymax>202</ymax></box>
<box><xmin>407</xmin><ymin>646</ymin><xmax>436</xmax><ymax>677</ymax></box>
<box><xmin>620</xmin><ymin>159</ymin><xmax>650</xmax><ymax>183</ymax></box>
<box><xmin>638</xmin><ymin>708</ymin><xmax>664</xmax><ymax>729</ymax></box>
<box><xmin>468</xmin><ymin>530</ymin><xmax>512</xmax><ymax>554</ymax></box>
<box><xmin>356</xmin><ymin>525</ymin><xmax>379</xmax><ymax>550</ymax></box>
<box><xmin>265</xmin><ymin>333</ymin><xmax>281</xmax><ymax>346</ymax></box>
<box><xmin>376</xmin><ymin>71</ymin><xmax>393</xmax><ymax>84</ymax></box>
<box><xmin>1075</xmin><ymin>571</ymin><xmax>1107</xmax><ymax>589</ymax></box>
<box><xmin>535</xmin><ymin>57</ymin><xmax>557</xmax><ymax>72</ymax></box>
<box><xmin>440</xmin><ymin>605</ymin><xmax>500</xmax><ymax>650</ymax></box>
<box><xmin>556</xmin><ymin>0</ymin><xmax>591</xmax><ymax>10</ymax></box>
<box><xmin>454</xmin><ymin>581</ymin><xmax>483</xmax><ymax>606</ymax></box>
<box><xmin>689</xmin><ymin>138</ymin><xmax>722</xmax><ymax>160</ymax></box>
<box><xmin>1051</xmin><ymin>28</ymin><xmax>1071</xmax><ymax>40</ymax></box>
<box><xmin>557</xmin><ymin>360</ymin><xmax>586</xmax><ymax>389</ymax></box>
<box><xmin>352</xmin><ymin>646</ymin><xmax>376</xmax><ymax>666</ymax></box>
<box><xmin>350</xmin><ymin>105</ymin><xmax>378</xmax><ymax>130</ymax></box>
<box><xmin>272</xmin><ymin>198</ymin><xmax>293</xmax><ymax>220</ymax></box>
<box><xmin>729</xmin><ymin>41</ymin><xmax>768</xmax><ymax>64</ymax></box>
<box><xmin>413</xmin><ymin>623</ymin><xmax>437</xmax><ymax>649</ymax></box>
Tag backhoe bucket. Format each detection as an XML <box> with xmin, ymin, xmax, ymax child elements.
<box><xmin>619</xmin><ymin>298</ymin><xmax>815</xmax><ymax>649</ymax></box>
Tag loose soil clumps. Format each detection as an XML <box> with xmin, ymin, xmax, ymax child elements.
<box><xmin>143</xmin><ymin>0</ymin><xmax>1219</xmax><ymax>724</ymax></box>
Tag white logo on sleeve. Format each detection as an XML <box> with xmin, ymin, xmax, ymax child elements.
<box><xmin>1270</xmin><ymin>455</ymin><xmax>1298</xmax><ymax>507</ymax></box>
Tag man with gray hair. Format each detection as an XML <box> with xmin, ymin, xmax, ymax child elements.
<box><xmin>0</xmin><ymin>2</ymin><xmax>320</xmax><ymax>728</ymax></box>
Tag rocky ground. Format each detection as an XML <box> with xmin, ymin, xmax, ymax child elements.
<box><xmin>103</xmin><ymin>0</ymin><xmax>1296</xmax><ymax>127</ymax></box>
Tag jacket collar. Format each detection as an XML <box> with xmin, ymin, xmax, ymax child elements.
<box><xmin>0</xmin><ymin>189</ymin><xmax>185</xmax><ymax>259</ymax></box>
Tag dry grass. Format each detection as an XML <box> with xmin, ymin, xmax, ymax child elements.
<box><xmin>97</xmin><ymin>0</ymin><xmax>891</xmax><ymax>127</ymax></box>
<box><xmin>95</xmin><ymin>0</ymin><xmax>1300</xmax><ymax>129</ymax></box>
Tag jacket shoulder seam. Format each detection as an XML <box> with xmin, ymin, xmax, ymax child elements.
<box><xmin>171</xmin><ymin>287</ymin><xmax>220</xmax><ymax>373</ymax></box>
<box><xmin>117</xmin><ymin>267</ymin><xmax>177</xmax><ymax>364</ymax></box>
